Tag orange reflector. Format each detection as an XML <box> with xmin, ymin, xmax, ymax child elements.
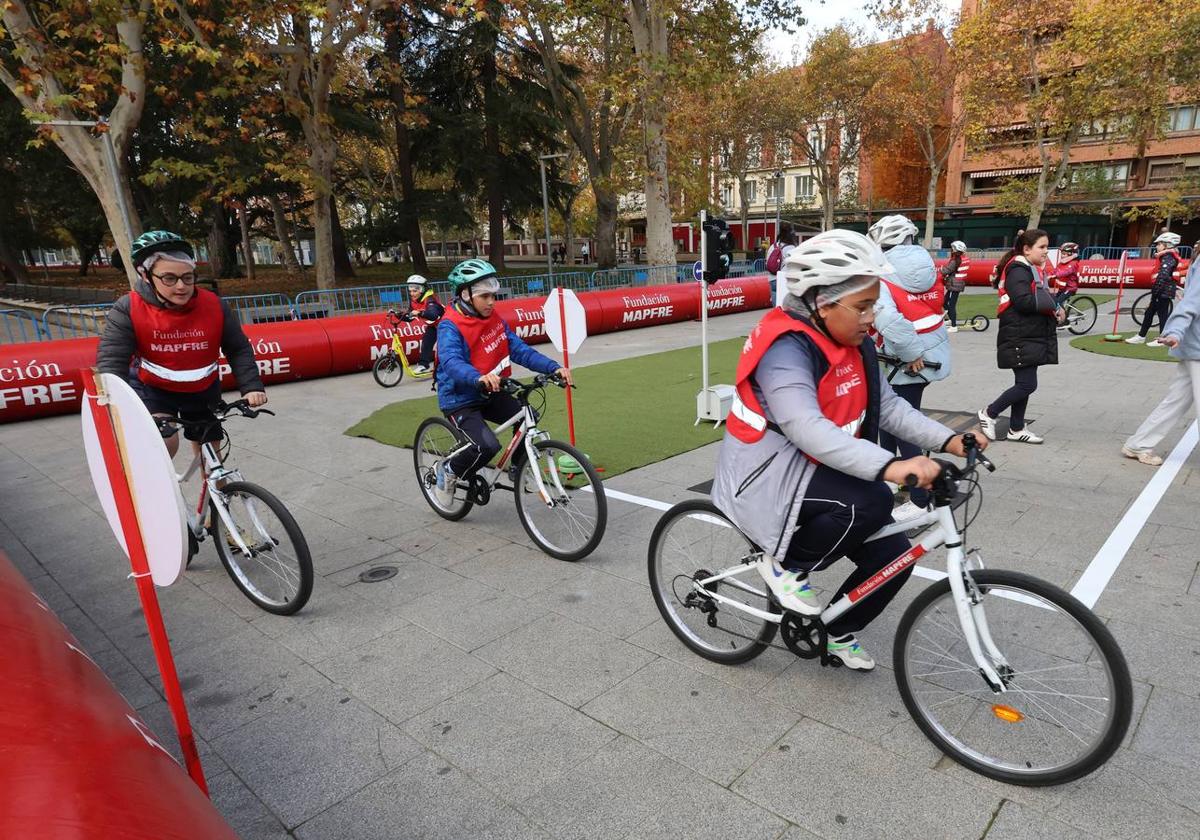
<box><xmin>992</xmin><ymin>704</ymin><xmax>1024</xmax><ymax>723</ymax></box>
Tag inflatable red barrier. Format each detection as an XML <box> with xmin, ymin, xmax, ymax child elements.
<box><xmin>223</xmin><ymin>319</ymin><xmax>334</xmax><ymax>386</ymax></box>
<box><xmin>933</xmin><ymin>257</ymin><xmax>1190</xmax><ymax>289</ymax></box>
<box><xmin>0</xmin><ymin>338</ymin><xmax>97</xmax><ymax>422</ymax></box>
<box><xmin>0</xmin><ymin>550</ymin><xmax>237</xmax><ymax>839</ymax></box>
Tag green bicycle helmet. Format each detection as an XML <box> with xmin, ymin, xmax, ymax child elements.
<box><xmin>447</xmin><ymin>258</ymin><xmax>498</xmax><ymax>295</ymax></box>
<box><xmin>130</xmin><ymin>230</ymin><xmax>195</xmax><ymax>266</ymax></box>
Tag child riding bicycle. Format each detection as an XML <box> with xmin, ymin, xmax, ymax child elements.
<box><xmin>433</xmin><ymin>258</ymin><xmax>571</xmax><ymax>506</ymax></box>
<box><xmin>402</xmin><ymin>274</ymin><xmax>444</xmax><ymax>374</ymax></box>
<box><xmin>711</xmin><ymin>230</ymin><xmax>987</xmax><ymax>671</ymax></box>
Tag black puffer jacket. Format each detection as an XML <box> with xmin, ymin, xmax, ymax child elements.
<box><xmin>1151</xmin><ymin>250</ymin><xmax>1180</xmax><ymax>298</ymax></box>
<box><xmin>996</xmin><ymin>259</ymin><xmax>1058</xmax><ymax>369</ymax></box>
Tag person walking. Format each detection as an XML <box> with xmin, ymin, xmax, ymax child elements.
<box><xmin>1127</xmin><ymin>232</ymin><xmax>1183</xmax><ymax>345</ymax></box>
<box><xmin>977</xmin><ymin>229</ymin><xmax>1062</xmax><ymax>445</ymax></box>
<box><xmin>767</xmin><ymin>222</ymin><xmax>799</xmax><ymax>305</ymax></box>
<box><xmin>940</xmin><ymin>240</ymin><xmax>970</xmax><ymax>332</ymax></box>
<box><xmin>1121</xmin><ymin>238</ymin><xmax>1200</xmax><ymax>466</ymax></box>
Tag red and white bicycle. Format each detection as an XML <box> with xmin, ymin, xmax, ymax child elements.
<box><xmin>647</xmin><ymin>435</ymin><xmax>1132</xmax><ymax>786</ymax></box>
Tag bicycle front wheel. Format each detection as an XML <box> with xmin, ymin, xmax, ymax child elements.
<box><xmin>970</xmin><ymin>314</ymin><xmax>990</xmax><ymax>332</ymax></box>
<box><xmin>513</xmin><ymin>439</ymin><xmax>606</xmax><ymax>561</ymax></box>
<box><xmin>894</xmin><ymin>570</ymin><xmax>1132</xmax><ymax>785</ymax></box>
<box><xmin>1130</xmin><ymin>292</ymin><xmax>1151</xmax><ymax>328</ymax></box>
<box><xmin>211</xmin><ymin>482</ymin><xmax>313</xmax><ymax>615</ymax></box>
<box><xmin>1066</xmin><ymin>296</ymin><xmax>1097</xmax><ymax>335</ymax></box>
<box><xmin>648</xmin><ymin>500</ymin><xmax>779</xmax><ymax>664</ymax></box>
<box><xmin>372</xmin><ymin>353</ymin><xmax>403</xmax><ymax>387</ymax></box>
<box><xmin>413</xmin><ymin>417</ymin><xmax>473</xmax><ymax>521</ymax></box>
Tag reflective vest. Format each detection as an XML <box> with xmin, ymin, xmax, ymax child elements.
<box><xmin>996</xmin><ymin>257</ymin><xmax>1042</xmax><ymax>316</ymax></box>
<box><xmin>1154</xmin><ymin>248</ymin><xmax>1185</xmax><ymax>287</ymax></box>
<box><xmin>444</xmin><ymin>304</ymin><xmax>512</xmax><ymax>379</ymax></box>
<box><xmin>881</xmin><ymin>279</ymin><xmax>945</xmax><ymax>334</ymax></box>
<box><xmin>1052</xmin><ymin>257</ymin><xmax>1079</xmax><ymax>293</ymax></box>
<box><xmin>129</xmin><ymin>289</ymin><xmax>224</xmax><ymax>392</ymax></box>
<box><xmin>409</xmin><ymin>288</ymin><xmax>443</xmax><ymax>319</ymax></box>
<box><xmin>727</xmin><ymin>308</ymin><xmax>868</xmax><ymax>446</ymax></box>
<box><xmin>955</xmin><ymin>254</ymin><xmax>971</xmax><ymax>286</ymax></box>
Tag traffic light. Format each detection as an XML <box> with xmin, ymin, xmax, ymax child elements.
<box><xmin>703</xmin><ymin>217</ymin><xmax>734</xmax><ymax>283</ymax></box>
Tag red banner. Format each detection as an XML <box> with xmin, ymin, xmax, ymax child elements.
<box><xmin>933</xmin><ymin>258</ymin><xmax>1190</xmax><ymax>289</ymax></box>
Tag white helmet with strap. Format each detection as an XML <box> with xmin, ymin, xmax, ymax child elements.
<box><xmin>867</xmin><ymin>214</ymin><xmax>919</xmax><ymax>248</ymax></box>
<box><xmin>781</xmin><ymin>230</ymin><xmax>894</xmax><ymax>300</ymax></box>
<box><xmin>1155</xmin><ymin>232</ymin><xmax>1182</xmax><ymax>247</ymax></box>
<box><xmin>950</xmin><ymin>240</ymin><xmax>967</xmax><ymax>253</ymax></box>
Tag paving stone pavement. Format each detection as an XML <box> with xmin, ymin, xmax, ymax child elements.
<box><xmin>3</xmin><ymin>300</ymin><xmax>1199</xmax><ymax>839</ymax></box>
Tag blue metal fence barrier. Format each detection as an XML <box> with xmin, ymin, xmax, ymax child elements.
<box><xmin>223</xmin><ymin>293</ymin><xmax>296</xmax><ymax>324</ymax></box>
<box><xmin>0</xmin><ymin>309</ymin><xmax>48</xmax><ymax>344</ymax></box>
<box><xmin>1080</xmin><ymin>245</ymin><xmax>1193</xmax><ymax>260</ymax></box>
<box><xmin>40</xmin><ymin>304</ymin><xmax>114</xmax><ymax>340</ymax></box>
<box><xmin>589</xmin><ymin>265</ymin><xmax>680</xmax><ymax>289</ymax></box>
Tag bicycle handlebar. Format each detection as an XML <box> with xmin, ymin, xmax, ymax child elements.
<box><xmin>478</xmin><ymin>373</ymin><xmax>571</xmax><ymax>396</ymax></box>
<box><xmin>877</xmin><ymin>352</ymin><xmax>942</xmax><ymax>371</ymax></box>
<box><xmin>154</xmin><ymin>398</ymin><xmax>274</xmax><ymax>432</ymax></box>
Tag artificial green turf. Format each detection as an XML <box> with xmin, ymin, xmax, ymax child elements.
<box><xmin>345</xmin><ymin>338</ymin><xmax>744</xmax><ymax>477</ymax></box>
<box><xmin>1070</xmin><ymin>334</ymin><xmax>1178</xmax><ymax>363</ymax></box>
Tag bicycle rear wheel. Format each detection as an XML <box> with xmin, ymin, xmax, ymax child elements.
<box><xmin>513</xmin><ymin>439</ymin><xmax>606</xmax><ymax>561</ymax></box>
<box><xmin>211</xmin><ymin>482</ymin><xmax>313</xmax><ymax>615</ymax></box>
<box><xmin>1066</xmin><ymin>296</ymin><xmax>1097</xmax><ymax>335</ymax></box>
<box><xmin>413</xmin><ymin>417</ymin><xmax>473</xmax><ymax>521</ymax></box>
<box><xmin>372</xmin><ymin>353</ymin><xmax>403</xmax><ymax>387</ymax></box>
<box><xmin>970</xmin><ymin>314</ymin><xmax>990</xmax><ymax>332</ymax></box>
<box><xmin>647</xmin><ymin>500</ymin><xmax>779</xmax><ymax>664</ymax></box>
<box><xmin>894</xmin><ymin>570</ymin><xmax>1132</xmax><ymax>785</ymax></box>
<box><xmin>1130</xmin><ymin>292</ymin><xmax>1151</xmax><ymax>328</ymax></box>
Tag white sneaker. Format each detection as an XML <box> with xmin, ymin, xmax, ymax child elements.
<box><xmin>756</xmin><ymin>555</ymin><xmax>821</xmax><ymax>616</ymax></box>
<box><xmin>977</xmin><ymin>409</ymin><xmax>997</xmax><ymax>441</ymax></box>
<box><xmin>1007</xmin><ymin>428</ymin><xmax>1044</xmax><ymax>444</ymax></box>
<box><xmin>1125</xmin><ymin>335</ymin><xmax>1146</xmax><ymax>345</ymax></box>
<box><xmin>1146</xmin><ymin>339</ymin><xmax>1164</xmax><ymax>348</ymax></box>
<box><xmin>827</xmin><ymin>635</ymin><xmax>875</xmax><ymax>671</ymax></box>
<box><xmin>434</xmin><ymin>461</ymin><xmax>457</xmax><ymax>506</ymax></box>
<box><xmin>1121</xmin><ymin>446</ymin><xmax>1164</xmax><ymax>466</ymax></box>
<box><xmin>892</xmin><ymin>500</ymin><xmax>929</xmax><ymax>524</ymax></box>
<box><xmin>947</xmin><ymin>326</ymin><xmax>959</xmax><ymax>333</ymax></box>
<box><xmin>411</xmin><ymin>363</ymin><xmax>432</xmax><ymax>374</ymax></box>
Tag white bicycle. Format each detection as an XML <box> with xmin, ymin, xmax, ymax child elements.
<box><xmin>167</xmin><ymin>399</ymin><xmax>313</xmax><ymax>615</ymax></box>
<box><xmin>647</xmin><ymin>435</ymin><xmax>1132</xmax><ymax>785</ymax></box>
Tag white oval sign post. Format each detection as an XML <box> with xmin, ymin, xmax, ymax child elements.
<box><xmin>542</xmin><ymin>288</ymin><xmax>587</xmax><ymax>444</ymax></box>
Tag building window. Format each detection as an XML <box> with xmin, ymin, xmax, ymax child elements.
<box><xmin>1068</xmin><ymin>162</ymin><xmax>1131</xmax><ymax>186</ymax></box>
<box><xmin>1147</xmin><ymin>157</ymin><xmax>1200</xmax><ymax>187</ymax></box>
<box><xmin>744</xmin><ymin>180</ymin><xmax>757</xmax><ymax>204</ymax></box>
<box><xmin>1168</xmin><ymin>106</ymin><xmax>1198</xmax><ymax>134</ymax></box>
<box><xmin>766</xmin><ymin>176</ymin><xmax>785</xmax><ymax>204</ymax></box>
<box><xmin>806</xmin><ymin>127</ymin><xmax>823</xmax><ymax>157</ymax></box>
<box><xmin>794</xmin><ymin>175</ymin><xmax>814</xmax><ymax>198</ymax></box>
<box><xmin>746</xmin><ymin>138</ymin><xmax>761</xmax><ymax>169</ymax></box>
<box><xmin>720</xmin><ymin>184</ymin><xmax>733</xmax><ymax>208</ymax></box>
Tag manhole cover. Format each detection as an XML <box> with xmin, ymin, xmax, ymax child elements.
<box><xmin>358</xmin><ymin>566</ymin><xmax>398</xmax><ymax>583</ymax></box>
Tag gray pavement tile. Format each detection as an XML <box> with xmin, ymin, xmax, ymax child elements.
<box><xmin>448</xmin><ymin>542</ymin><xmax>584</xmax><ymax>597</ymax></box>
<box><xmin>778</xmin><ymin>828</ymin><xmax>825</xmax><ymax>840</ymax></box>
<box><xmin>319</xmin><ymin>624</ymin><xmax>496</xmax><ymax>725</ymax></box>
<box><xmin>155</xmin><ymin>628</ymin><xmax>332</xmax><ymax>739</ymax></box>
<box><xmin>295</xmin><ymin>751</ymin><xmax>552</xmax><ymax>840</ymax></box>
<box><xmin>396</xmin><ymin>575</ymin><xmax>547</xmax><ymax>651</ymax></box>
<box><xmin>473</xmin><ymin>613</ymin><xmax>656</xmax><ymax>708</ymax></box>
<box><xmin>211</xmin><ymin>685</ymin><xmax>422</xmax><ymax>829</ymax></box>
<box><xmin>401</xmin><ymin>672</ymin><xmax>617</xmax><ymax>803</ymax></box>
<box><xmin>983</xmin><ymin>800</ymin><xmax>1089</xmax><ymax>840</ymax></box>
<box><xmin>207</xmin><ymin>771</ymin><xmax>291</xmax><ymax>840</ymax></box>
<box><xmin>582</xmin><ymin>658</ymin><xmax>799</xmax><ymax>785</ymax></box>
<box><xmin>91</xmin><ymin>644</ymin><xmax>162</xmax><ymax>710</ymax></box>
<box><xmin>732</xmin><ymin>718</ymin><xmax>998</xmax><ymax>840</ymax></box>
<box><xmin>249</xmin><ymin>578</ymin><xmax>411</xmax><ymax>663</ymax></box>
<box><xmin>529</xmin><ymin>566</ymin><xmax>660</xmax><ymax>640</ymax></box>
<box><xmin>327</xmin><ymin>553</ymin><xmax>467</xmax><ymax>606</ymax></box>
<box><xmin>136</xmin><ymin>698</ymin><xmax>230</xmax><ymax>779</ymax></box>
<box><xmin>517</xmin><ymin>735</ymin><xmax>787</xmax><ymax>840</ymax></box>
<box><xmin>1106</xmin><ymin>618</ymin><xmax>1200</xmax><ymax>698</ymax></box>
<box><xmin>1092</xmin><ymin>579</ymin><xmax>1200</xmax><ymax>643</ymax></box>
<box><xmin>624</xmin><ymin>617</ymin><xmax>798</xmax><ymax>693</ymax></box>
<box><xmin>311</xmin><ymin>535</ymin><xmax>401</xmax><ymax>576</ymax></box>
<box><xmin>1130</xmin><ymin>685</ymin><xmax>1200</xmax><ymax>773</ymax></box>
<box><xmin>53</xmin><ymin>604</ymin><xmax>115</xmax><ymax>655</ymax></box>
<box><xmin>26</xmin><ymin>571</ymin><xmax>77</xmax><ymax>614</ymax></box>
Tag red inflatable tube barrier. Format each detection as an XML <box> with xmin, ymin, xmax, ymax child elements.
<box><xmin>933</xmin><ymin>257</ymin><xmax>1190</xmax><ymax>290</ymax></box>
<box><xmin>0</xmin><ymin>550</ymin><xmax>238</xmax><ymax>839</ymax></box>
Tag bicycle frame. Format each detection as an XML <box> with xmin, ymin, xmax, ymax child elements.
<box><xmin>692</xmin><ymin>502</ymin><xmax>1012</xmax><ymax>691</ymax></box>
<box><xmin>177</xmin><ymin>441</ymin><xmax>260</xmax><ymax>556</ymax></box>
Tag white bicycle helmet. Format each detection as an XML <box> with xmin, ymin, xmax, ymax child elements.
<box><xmin>950</xmin><ymin>240</ymin><xmax>967</xmax><ymax>253</ymax></box>
<box><xmin>1154</xmin><ymin>232</ymin><xmax>1182</xmax><ymax>247</ymax></box>
<box><xmin>406</xmin><ymin>273</ymin><xmax>429</xmax><ymax>287</ymax></box>
<box><xmin>867</xmin><ymin>214</ymin><xmax>919</xmax><ymax>248</ymax></box>
<box><xmin>781</xmin><ymin>230</ymin><xmax>894</xmax><ymax>300</ymax></box>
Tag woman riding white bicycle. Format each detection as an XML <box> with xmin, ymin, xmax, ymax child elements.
<box><xmin>711</xmin><ymin>230</ymin><xmax>987</xmax><ymax>670</ymax></box>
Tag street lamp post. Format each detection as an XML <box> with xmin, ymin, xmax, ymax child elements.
<box><xmin>539</xmin><ymin>152</ymin><xmax>569</xmax><ymax>280</ymax></box>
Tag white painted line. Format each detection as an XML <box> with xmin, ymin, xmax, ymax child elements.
<box><xmin>1070</xmin><ymin>420</ymin><xmax>1199</xmax><ymax>609</ymax></box>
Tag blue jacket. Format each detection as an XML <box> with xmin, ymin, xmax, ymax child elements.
<box><xmin>1163</xmin><ymin>258</ymin><xmax>1200</xmax><ymax>361</ymax></box>
<box><xmin>873</xmin><ymin>244</ymin><xmax>952</xmax><ymax>386</ymax></box>
<box><xmin>435</xmin><ymin>313</ymin><xmax>561</xmax><ymax>412</ymax></box>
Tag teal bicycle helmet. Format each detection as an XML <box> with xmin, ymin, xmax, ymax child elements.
<box><xmin>130</xmin><ymin>230</ymin><xmax>194</xmax><ymax>266</ymax></box>
<box><xmin>447</xmin><ymin>258</ymin><xmax>498</xmax><ymax>295</ymax></box>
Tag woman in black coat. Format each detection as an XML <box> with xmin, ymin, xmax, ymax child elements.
<box><xmin>977</xmin><ymin>229</ymin><xmax>1062</xmax><ymax>444</ymax></box>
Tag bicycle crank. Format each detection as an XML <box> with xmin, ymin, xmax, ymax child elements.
<box><xmin>780</xmin><ymin>613</ymin><xmax>827</xmax><ymax>661</ymax></box>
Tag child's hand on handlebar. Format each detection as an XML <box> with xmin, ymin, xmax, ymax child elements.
<box><xmin>245</xmin><ymin>391</ymin><xmax>268</xmax><ymax>408</ymax></box>
<box><xmin>479</xmin><ymin>373</ymin><xmax>502</xmax><ymax>393</ymax></box>
<box><xmin>554</xmin><ymin>367</ymin><xmax>573</xmax><ymax>387</ymax></box>
<box><xmin>943</xmin><ymin>432</ymin><xmax>988</xmax><ymax>458</ymax></box>
<box><xmin>884</xmin><ymin>456</ymin><xmax>942</xmax><ymax>490</ymax></box>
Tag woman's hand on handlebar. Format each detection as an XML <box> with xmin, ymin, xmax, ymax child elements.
<box><xmin>906</xmin><ymin>356</ymin><xmax>925</xmax><ymax>374</ymax></box>
<box><xmin>554</xmin><ymin>367</ymin><xmax>573</xmax><ymax>387</ymax></box>
<box><xmin>479</xmin><ymin>373</ymin><xmax>503</xmax><ymax>393</ymax></box>
<box><xmin>884</xmin><ymin>456</ymin><xmax>941</xmax><ymax>490</ymax></box>
<box><xmin>943</xmin><ymin>432</ymin><xmax>988</xmax><ymax>458</ymax></box>
<box><xmin>245</xmin><ymin>391</ymin><xmax>268</xmax><ymax>408</ymax></box>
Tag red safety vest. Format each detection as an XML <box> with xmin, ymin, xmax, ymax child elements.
<box><xmin>409</xmin><ymin>288</ymin><xmax>442</xmax><ymax>318</ymax></box>
<box><xmin>444</xmin><ymin>305</ymin><xmax>512</xmax><ymax>379</ymax></box>
<box><xmin>996</xmin><ymin>257</ymin><xmax>1043</xmax><ymax>316</ymax></box>
<box><xmin>129</xmin><ymin>289</ymin><xmax>224</xmax><ymax>392</ymax></box>
<box><xmin>1154</xmin><ymin>248</ymin><xmax>1185</xmax><ymax>285</ymax></box>
<box><xmin>955</xmin><ymin>253</ymin><xmax>971</xmax><ymax>285</ymax></box>
<box><xmin>1051</xmin><ymin>257</ymin><xmax>1079</xmax><ymax>293</ymax></box>
<box><xmin>728</xmin><ymin>309</ymin><xmax>868</xmax><ymax>446</ymax></box>
<box><xmin>881</xmin><ymin>279</ymin><xmax>945</xmax><ymax>334</ymax></box>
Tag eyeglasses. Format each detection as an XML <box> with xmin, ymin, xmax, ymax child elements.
<box><xmin>832</xmin><ymin>300</ymin><xmax>875</xmax><ymax>322</ymax></box>
<box><xmin>152</xmin><ymin>272</ymin><xmax>197</xmax><ymax>287</ymax></box>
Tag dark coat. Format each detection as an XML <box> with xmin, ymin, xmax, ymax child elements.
<box><xmin>996</xmin><ymin>260</ymin><xmax>1058</xmax><ymax>369</ymax></box>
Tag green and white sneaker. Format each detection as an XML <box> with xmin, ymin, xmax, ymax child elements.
<box><xmin>827</xmin><ymin>634</ymin><xmax>875</xmax><ymax>671</ymax></box>
<box><xmin>756</xmin><ymin>555</ymin><xmax>822</xmax><ymax>616</ymax></box>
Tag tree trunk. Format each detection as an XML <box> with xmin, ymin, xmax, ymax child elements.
<box><xmin>206</xmin><ymin>200</ymin><xmax>241</xmax><ymax>279</ymax></box>
<box><xmin>593</xmin><ymin>187</ymin><xmax>619</xmax><ymax>269</ymax></box>
<box><xmin>739</xmin><ymin>177</ymin><xmax>750</xmax><ymax>251</ymax></box>
<box><xmin>391</xmin><ymin>85</ymin><xmax>428</xmax><ymax>274</ymax></box>
<box><xmin>0</xmin><ymin>223</ymin><xmax>28</xmax><ymax>283</ymax></box>
<box><xmin>481</xmin><ymin>11</ymin><xmax>506</xmax><ymax>271</ymax></box>
<box><xmin>237</xmin><ymin>203</ymin><xmax>256</xmax><ymax>281</ymax></box>
<box><xmin>923</xmin><ymin>166</ymin><xmax>940</xmax><ymax>249</ymax></box>
<box><xmin>268</xmin><ymin>194</ymin><xmax>301</xmax><ymax>273</ymax></box>
<box><xmin>330</xmin><ymin>197</ymin><xmax>356</xmax><ymax>280</ymax></box>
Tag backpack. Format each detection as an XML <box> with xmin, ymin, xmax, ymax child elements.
<box><xmin>766</xmin><ymin>241</ymin><xmax>784</xmax><ymax>274</ymax></box>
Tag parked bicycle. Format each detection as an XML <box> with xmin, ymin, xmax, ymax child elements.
<box><xmin>413</xmin><ymin>373</ymin><xmax>607</xmax><ymax>561</ymax></box>
<box><xmin>165</xmin><ymin>399</ymin><xmax>313</xmax><ymax>615</ymax></box>
<box><xmin>372</xmin><ymin>309</ymin><xmax>434</xmax><ymax>387</ymax></box>
<box><xmin>647</xmin><ymin>434</ymin><xmax>1131</xmax><ymax>785</ymax></box>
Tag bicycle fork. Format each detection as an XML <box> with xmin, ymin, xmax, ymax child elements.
<box><xmin>942</xmin><ymin>508</ymin><xmax>1010</xmax><ymax>692</ymax></box>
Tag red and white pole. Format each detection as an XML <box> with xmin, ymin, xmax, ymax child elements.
<box><xmin>557</xmin><ymin>286</ymin><xmax>576</xmax><ymax>446</ymax></box>
<box><xmin>81</xmin><ymin>369</ymin><xmax>208</xmax><ymax>794</ymax></box>
<box><xmin>1109</xmin><ymin>251</ymin><xmax>1130</xmax><ymax>337</ymax></box>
